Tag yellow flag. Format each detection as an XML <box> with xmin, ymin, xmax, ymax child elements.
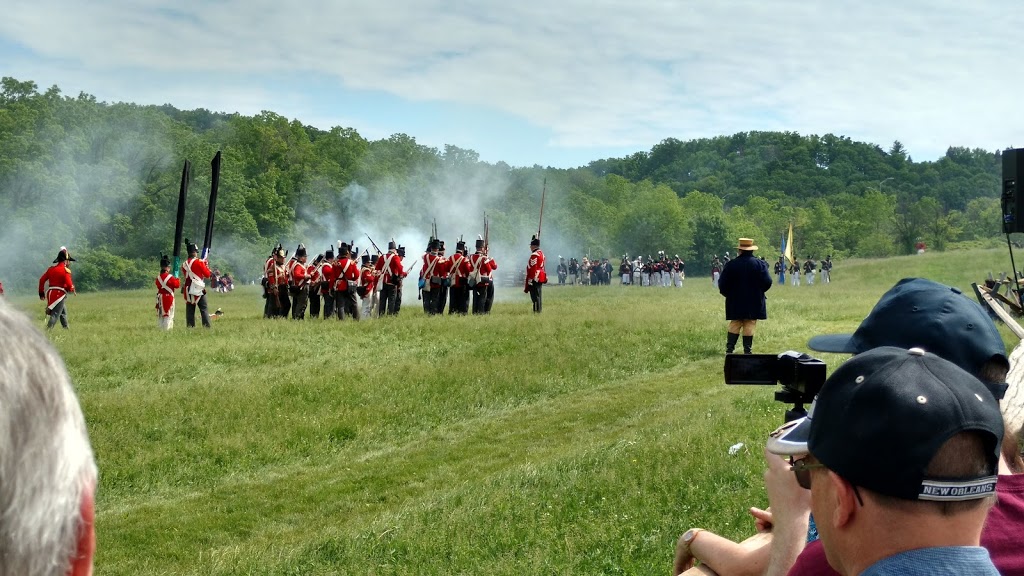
<box><xmin>784</xmin><ymin>223</ymin><xmax>794</xmax><ymax>266</ymax></box>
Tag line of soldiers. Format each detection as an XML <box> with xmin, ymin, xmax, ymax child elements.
<box><xmin>624</xmin><ymin>252</ymin><xmax>684</xmax><ymax>287</ymax></box>
<box><xmin>261</xmin><ymin>235</ymin><xmax>500</xmax><ymax>320</ymax></box>
<box><xmin>419</xmin><ymin>236</ymin><xmax>498</xmax><ymax>315</ymax></box>
<box><xmin>774</xmin><ymin>255</ymin><xmax>833</xmax><ymax>286</ymax></box>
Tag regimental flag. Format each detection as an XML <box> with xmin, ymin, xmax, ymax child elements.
<box><xmin>784</xmin><ymin>223</ymin><xmax>794</xmax><ymax>266</ymax></box>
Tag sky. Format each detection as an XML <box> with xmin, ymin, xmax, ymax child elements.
<box><xmin>2</xmin><ymin>0</ymin><xmax>1022</xmax><ymax>169</ymax></box>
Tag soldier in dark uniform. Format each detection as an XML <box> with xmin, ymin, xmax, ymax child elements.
<box><xmin>774</xmin><ymin>257</ymin><xmax>785</xmax><ymax>285</ymax></box>
<box><xmin>557</xmin><ymin>257</ymin><xmax>568</xmax><ymax>285</ymax></box>
<box><xmin>821</xmin><ymin>254</ymin><xmax>833</xmax><ymax>283</ymax></box>
<box><xmin>718</xmin><ymin>238</ymin><xmax>772</xmax><ymax>354</ymax></box>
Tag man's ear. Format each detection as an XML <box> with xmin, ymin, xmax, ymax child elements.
<box><xmin>827</xmin><ymin>471</ymin><xmax>859</xmax><ymax>529</ymax></box>
<box><xmin>69</xmin><ymin>485</ymin><xmax>95</xmax><ymax>576</ymax></box>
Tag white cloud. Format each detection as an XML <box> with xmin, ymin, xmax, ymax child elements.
<box><xmin>2</xmin><ymin>0</ymin><xmax>1022</xmax><ymax>162</ymax></box>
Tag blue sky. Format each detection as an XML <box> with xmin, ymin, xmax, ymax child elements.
<box><xmin>2</xmin><ymin>0</ymin><xmax>1022</xmax><ymax>168</ymax></box>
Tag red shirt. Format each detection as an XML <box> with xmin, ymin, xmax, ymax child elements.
<box><xmin>155</xmin><ymin>272</ymin><xmax>181</xmax><ymax>316</ymax></box>
<box><xmin>527</xmin><ymin>248</ymin><xmax>546</xmax><ymax>283</ymax></box>
<box><xmin>39</xmin><ymin>262</ymin><xmax>75</xmax><ymax>307</ymax></box>
<box><xmin>374</xmin><ymin>251</ymin><xmax>405</xmax><ymax>284</ymax></box>
<box><xmin>332</xmin><ymin>258</ymin><xmax>360</xmax><ymax>291</ymax></box>
<box><xmin>289</xmin><ymin>259</ymin><xmax>308</xmax><ymax>287</ymax></box>
<box><xmin>448</xmin><ymin>253</ymin><xmax>472</xmax><ymax>286</ymax></box>
<box><xmin>360</xmin><ymin>266</ymin><xmax>377</xmax><ymax>294</ymax></box>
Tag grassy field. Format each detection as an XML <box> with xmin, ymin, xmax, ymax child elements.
<box><xmin>7</xmin><ymin>248</ymin><xmax>1021</xmax><ymax>575</ymax></box>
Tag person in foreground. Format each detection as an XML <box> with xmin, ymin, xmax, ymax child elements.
<box><xmin>0</xmin><ymin>298</ymin><xmax>97</xmax><ymax>575</ymax></box>
<box><xmin>771</xmin><ymin>346</ymin><xmax>1003</xmax><ymax>575</ymax></box>
<box><xmin>673</xmin><ymin>278</ymin><xmax>1019</xmax><ymax>576</ymax></box>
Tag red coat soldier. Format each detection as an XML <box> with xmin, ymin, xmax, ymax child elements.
<box><xmin>181</xmin><ymin>242</ymin><xmax>213</xmax><ymax>328</ymax></box>
<box><xmin>39</xmin><ymin>246</ymin><xmax>76</xmax><ymax>329</ymax></box>
<box><xmin>375</xmin><ymin>240</ymin><xmax>406</xmax><ymax>316</ymax></box>
<box><xmin>420</xmin><ymin>238</ymin><xmax>442</xmax><ymax>315</ymax></box>
<box><xmin>265</xmin><ymin>244</ymin><xmax>289</xmax><ymax>318</ymax></box>
<box><xmin>332</xmin><ymin>243</ymin><xmax>361</xmax><ymax>320</ymax></box>
<box><xmin>525</xmin><ymin>235</ymin><xmax>546</xmax><ymax>313</ymax></box>
<box><xmin>447</xmin><ymin>240</ymin><xmax>472</xmax><ymax>315</ymax></box>
<box><xmin>470</xmin><ymin>236</ymin><xmax>498</xmax><ymax>314</ymax></box>
<box><xmin>288</xmin><ymin>244</ymin><xmax>309</xmax><ymax>320</ymax></box>
<box><xmin>319</xmin><ymin>246</ymin><xmax>335</xmax><ymax>319</ymax></box>
<box><xmin>155</xmin><ymin>254</ymin><xmax>181</xmax><ymax>330</ymax></box>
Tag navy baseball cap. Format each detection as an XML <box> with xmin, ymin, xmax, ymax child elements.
<box><xmin>807</xmin><ymin>278</ymin><xmax>1009</xmax><ymax>400</ymax></box>
<box><xmin>807</xmin><ymin>347</ymin><xmax>1002</xmax><ymax>501</ymax></box>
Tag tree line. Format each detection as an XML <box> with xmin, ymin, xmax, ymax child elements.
<box><xmin>0</xmin><ymin>76</ymin><xmax>1007</xmax><ymax>290</ymax></box>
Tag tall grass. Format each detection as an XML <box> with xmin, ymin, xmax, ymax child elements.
<box><xmin>6</xmin><ymin>248</ymin><xmax>1018</xmax><ymax>574</ymax></box>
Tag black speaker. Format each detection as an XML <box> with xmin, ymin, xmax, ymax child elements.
<box><xmin>1003</xmin><ymin>148</ymin><xmax>1024</xmax><ymax>234</ymax></box>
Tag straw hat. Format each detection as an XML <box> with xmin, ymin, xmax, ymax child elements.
<box><xmin>737</xmin><ymin>238</ymin><xmax>758</xmax><ymax>251</ymax></box>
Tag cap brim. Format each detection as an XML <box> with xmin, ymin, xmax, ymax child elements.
<box><xmin>807</xmin><ymin>333</ymin><xmax>857</xmax><ymax>354</ymax></box>
<box><xmin>766</xmin><ymin>417</ymin><xmax>811</xmax><ymax>456</ymax></box>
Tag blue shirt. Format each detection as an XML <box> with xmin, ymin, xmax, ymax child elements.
<box><xmin>862</xmin><ymin>546</ymin><xmax>997</xmax><ymax>575</ymax></box>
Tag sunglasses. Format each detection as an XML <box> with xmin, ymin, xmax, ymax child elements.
<box><xmin>790</xmin><ymin>457</ymin><xmax>865</xmax><ymax>506</ymax></box>
<box><xmin>790</xmin><ymin>458</ymin><xmax>826</xmax><ymax>490</ymax></box>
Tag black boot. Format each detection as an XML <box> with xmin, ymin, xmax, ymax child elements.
<box><xmin>743</xmin><ymin>335</ymin><xmax>754</xmax><ymax>354</ymax></box>
<box><xmin>726</xmin><ymin>332</ymin><xmax>739</xmax><ymax>354</ymax></box>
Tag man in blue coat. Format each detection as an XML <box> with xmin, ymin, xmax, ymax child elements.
<box><xmin>718</xmin><ymin>238</ymin><xmax>773</xmax><ymax>354</ymax></box>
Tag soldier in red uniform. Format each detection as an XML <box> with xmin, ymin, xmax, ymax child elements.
<box><xmin>447</xmin><ymin>239</ymin><xmax>472</xmax><ymax>315</ymax></box>
<box><xmin>181</xmin><ymin>242</ymin><xmax>213</xmax><ymax>328</ymax></box>
<box><xmin>525</xmin><ymin>235</ymin><xmax>547</xmax><ymax>313</ymax></box>
<box><xmin>39</xmin><ymin>246</ymin><xmax>76</xmax><ymax>329</ymax></box>
<box><xmin>436</xmin><ymin>240</ymin><xmax>450</xmax><ymax>314</ymax></box>
<box><xmin>375</xmin><ymin>240</ymin><xmax>406</xmax><ymax>316</ymax></box>
<box><xmin>265</xmin><ymin>244</ymin><xmax>290</xmax><ymax>319</ymax></box>
<box><xmin>155</xmin><ymin>254</ymin><xmax>181</xmax><ymax>330</ymax></box>
<box><xmin>332</xmin><ymin>243</ymin><xmax>362</xmax><ymax>320</ymax></box>
<box><xmin>288</xmin><ymin>244</ymin><xmax>309</xmax><ymax>320</ymax></box>
<box><xmin>320</xmin><ymin>246</ymin><xmax>335</xmax><ymax>319</ymax></box>
<box><xmin>420</xmin><ymin>238</ymin><xmax>441</xmax><ymax>315</ymax></box>
<box><xmin>306</xmin><ymin>253</ymin><xmax>325</xmax><ymax>318</ymax></box>
<box><xmin>358</xmin><ymin>253</ymin><xmax>376</xmax><ymax>318</ymax></box>
<box><xmin>470</xmin><ymin>236</ymin><xmax>498</xmax><ymax>314</ymax></box>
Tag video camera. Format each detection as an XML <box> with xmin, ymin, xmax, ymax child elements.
<box><xmin>724</xmin><ymin>351</ymin><xmax>826</xmax><ymax>422</ymax></box>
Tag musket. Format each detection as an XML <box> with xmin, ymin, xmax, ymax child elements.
<box><xmin>172</xmin><ymin>160</ymin><xmax>190</xmax><ymax>278</ymax></box>
<box><xmin>201</xmin><ymin>151</ymin><xmax>222</xmax><ymax>261</ymax></box>
<box><xmin>537</xmin><ymin>177</ymin><xmax>547</xmax><ymax>239</ymax></box>
<box><xmin>483</xmin><ymin>212</ymin><xmax>489</xmax><ymax>254</ymax></box>
<box><xmin>365</xmin><ymin>233</ymin><xmax>383</xmax><ymax>255</ymax></box>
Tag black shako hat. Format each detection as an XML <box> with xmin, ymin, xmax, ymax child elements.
<box><xmin>456</xmin><ymin>240</ymin><xmax>467</xmax><ymax>253</ymax></box>
<box><xmin>808</xmin><ymin>278</ymin><xmax>1009</xmax><ymax>401</ymax></box>
<box><xmin>160</xmin><ymin>254</ymin><xmax>171</xmax><ymax>268</ymax></box>
<box><xmin>295</xmin><ymin>244</ymin><xmax>306</xmax><ymax>258</ymax></box>
<box><xmin>475</xmin><ymin>235</ymin><xmax>485</xmax><ymax>250</ymax></box>
<box><xmin>361</xmin><ymin>254</ymin><xmax>370</xmax><ymax>265</ymax></box>
<box><xmin>428</xmin><ymin>237</ymin><xmax>439</xmax><ymax>251</ymax></box>
<box><xmin>530</xmin><ymin>234</ymin><xmax>540</xmax><ymax>247</ymax></box>
<box><xmin>805</xmin><ymin>347</ymin><xmax>1001</xmax><ymax>502</ymax></box>
<box><xmin>388</xmin><ymin>239</ymin><xmax>397</xmax><ymax>251</ymax></box>
<box><xmin>325</xmin><ymin>245</ymin><xmax>335</xmax><ymax>259</ymax></box>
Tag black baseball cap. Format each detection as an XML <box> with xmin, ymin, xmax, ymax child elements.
<box><xmin>808</xmin><ymin>347</ymin><xmax>1001</xmax><ymax>501</ymax></box>
<box><xmin>808</xmin><ymin>278</ymin><xmax>1009</xmax><ymax>400</ymax></box>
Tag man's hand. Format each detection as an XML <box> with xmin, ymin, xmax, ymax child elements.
<box><xmin>38</xmin><ymin>292</ymin><xmax>45</xmax><ymax>300</ymax></box>
<box><xmin>762</xmin><ymin>446</ymin><xmax>811</xmax><ymax>576</ymax></box>
<box><xmin>749</xmin><ymin>506</ymin><xmax>773</xmax><ymax>533</ymax></box>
